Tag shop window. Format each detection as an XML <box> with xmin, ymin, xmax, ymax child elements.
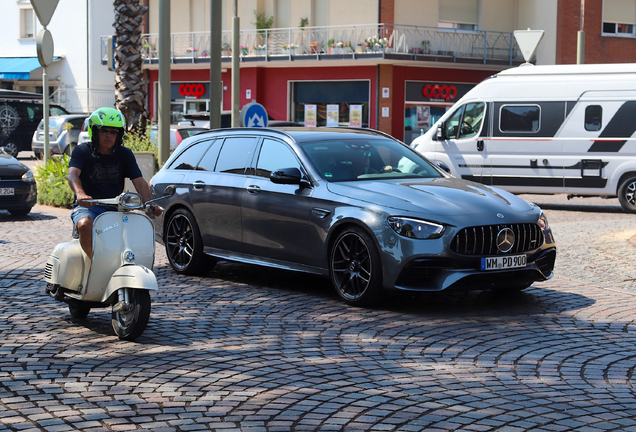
<box><xmin>19</xmin><ymin>7</ymin><xmax>36</xmax><ymax>39</ymax></box>
<box><xmin>439</xmin><ymin>0</ymin><xmax>478</xmax><ymax>31</ymax></box>
<box><xmin>603</xmin><ymin>0</ymin><xmax>636</xmax><ymax>36</ymax></box>
<box><xmin>585</xmin><ymin>105</ymin><xmax>603</xmax><ymax>131</ymax></box>
<box><xmin>255</xmin><ymin>139</ymin><xmax>300</xmax><ymax>178</ymax></box>
<box><xmin>500</xmin><ymin>105</ymin><xmax>541</xmax><ymax>133</ymax></box>
<box><xmin>292</xmin><ymin>81</ymin><xmax>370</xmax><ymax>127</ymax></box>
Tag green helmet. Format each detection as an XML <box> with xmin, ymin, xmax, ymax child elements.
<box><xmin>87</xmin><ymin>107</ymin><xmax>125</xmax><ymax>141</ymax></box>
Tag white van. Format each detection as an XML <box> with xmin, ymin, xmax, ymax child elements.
<box><xmin>411</xmin><ymin>63</ymin><xmax>636</xmax><ymax>212</ymax></box>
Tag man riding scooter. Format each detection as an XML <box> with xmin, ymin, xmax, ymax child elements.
<box><xmin>67</xmin><ymin>107</ymin><xmax>161</xmax><ymax>258</ymax></box>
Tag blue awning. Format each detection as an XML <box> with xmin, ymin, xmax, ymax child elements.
<box><xmin>0</xmin><ymin>57</ymin><xmax>59</xmax><ymax>80</ymax></box>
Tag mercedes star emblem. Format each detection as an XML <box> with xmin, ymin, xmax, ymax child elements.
<box><xmin>496</xmin><ymin>228</ymin><xmax>515</xmax><ymax>253</ymax></box>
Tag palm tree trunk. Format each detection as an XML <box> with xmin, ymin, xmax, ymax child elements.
<box><xmin>113</xmin><ymin>0</ymin><xmax>149</xmax><ymax>131</ymax></box>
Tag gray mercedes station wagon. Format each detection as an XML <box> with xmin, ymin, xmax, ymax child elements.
<box><xmin>149</xmin><ymin>127</ymin><xmax>556</xmax><ymax>306</ymax></box>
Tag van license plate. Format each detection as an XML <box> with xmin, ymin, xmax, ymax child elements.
<box><xmin>481</xmin><ymin>255</ymin><xmax>526</xmax><ymax>271</ymax></box>
<box><xmin>0</xmin><ymin>188</ymin><xmax>14</xmax><ymax>196</ymax></box>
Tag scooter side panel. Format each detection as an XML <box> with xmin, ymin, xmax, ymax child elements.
<box><xmin>101</xmin><ymin>265</ymin><xmax>158</xmax><ymax>303</ymax></box>
<box><xmin>44</xmin><ymin>240</ymin><xmax>85</xmax><ymax>291</ymax></box>
<box><xmin>83</xmin><ymin>212</ymin><xmax>155</xmax><ymax>302</ymax></box>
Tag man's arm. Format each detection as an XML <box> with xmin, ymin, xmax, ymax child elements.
<box><xmin>131</xmin><ymin>176</ymin><xmax>162</xmax><ymax>217</ymax></box>
<box><xmin>67</xmin><ymin>166</ymin><xmax>93</xmax><ymax>208</ymax></box>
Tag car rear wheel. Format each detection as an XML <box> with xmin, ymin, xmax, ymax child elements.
<box><xmin>165</xmin><ymin>208</ymin><xmax>209</xmax><ymax>275</ymax></box>
<box><xmin>618</xmin><ymin>175</ymin><xmax>636</xmax><ymax>213</ymax></box>
<box><xmin>330</xmin><ymin>226</ymin><xmax>383</xmax><ymax>306</ymax></box>
<box><xmin>2</xmin><ymin>140</ymin><xmax>19</xmax><ymax>158</ymax></box>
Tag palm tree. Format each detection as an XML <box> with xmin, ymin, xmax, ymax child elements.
<box><xmin>113</xmin><ymin>0</ymin><xmax>148</xmax><ymax>131</ymax></box>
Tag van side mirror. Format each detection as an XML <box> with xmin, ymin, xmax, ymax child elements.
<box><xmin>435</xmin><ymin>125</ymin><xmax>445</xmax><ymax>141</ymax></box>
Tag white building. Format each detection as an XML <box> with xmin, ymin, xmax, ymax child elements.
<box><xmin>0</xmin><ymin>0</ymin><xmax>116</xmax><ymax>112</ymax></box>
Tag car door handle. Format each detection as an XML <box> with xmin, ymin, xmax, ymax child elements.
<box><xmin>192</xmin><ymin>180</ymin><xmax>205</xmax><ymax>190</ymax></box>
<box><xmin>247</xmin><ymin>185</ymin><xmax>261</xmax><ymax>194</ymax></box>
<box><xmin>477</xmin><ymin>140</ymin><xmax>484</xmax><ymax>151</ymax></box>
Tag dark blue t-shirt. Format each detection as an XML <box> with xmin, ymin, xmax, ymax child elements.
<box><xmin>69</xmin><ymin>142</ymin><xmax>143</xmax><ymax>200</ymax></box>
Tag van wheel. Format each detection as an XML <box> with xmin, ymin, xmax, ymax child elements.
<box><xmin>618</xmin><ymin>176</ymin><xmax>636</xmax><ymax>213</ymax></box>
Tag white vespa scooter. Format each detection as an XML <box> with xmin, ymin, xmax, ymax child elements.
<box><xmin>44</xmin><ymin>188</ymin><xmax>172</xmax><ymax>341</ymax></box>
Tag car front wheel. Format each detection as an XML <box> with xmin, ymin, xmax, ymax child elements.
<box><xmin>165</xmin><ymin>208</ymin><xmax>208</xmax><ymax>275</ymax></box>
<box><xmin>330</xmin><ymin>226</ymin><xmax>383</xmax><ymax>306</ymax></box>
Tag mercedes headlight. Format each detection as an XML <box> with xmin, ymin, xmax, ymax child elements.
<box><xmin>538</xmin><ymin>211</ymin><xmax>549</xmax><ymax>230</ymax></box>
<box><xmin>119</xmin><ymin>192</ymin><xmax>143</xmax><ymax>209</ymax></box>
<box><xmin>388</xmin><ymin>216</ymin><xmax>445</xmax><ymax>239</ymax></box>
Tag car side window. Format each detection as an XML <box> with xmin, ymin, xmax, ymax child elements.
<box><xmin>50</xmin><ymin>106</ymin><xmax>66</xmax><ymax>116</ymax></box>
<box><xmin>69</xmin><ymin>118</ymin><xmax>84</xmax><ymax>129</ymax></box>
<box><xmin>458</xmin><ymin>102</ymin><xmax>485</xmax><ymax>139</ymax></box>
<box><xmin>168</xmin><ymin>141</ymin><xmax>209</xmax><ymax>170</ymax></box>
<box><xmin>585</xmin><ymin>105</ymin><xmax>602</xmax><ymax>131</ymax></box>
<box><xmin>444</xmin><ymin>106</ymin><xmax>464</xmax><ymax>139</ymax></box>
<box><xmin>196</xmin><ymin>140</ymin><xmax>221</xmax><ymax>171</ymax></box>
<box><xmin>499</xmin><ymin>105</ymin><xmax>541</xmax><ymax>133</ymax></box>
<box><xmin>255</xmin><ymin>139</ymin><xmax>300</xmax><ymax>178</ymax></box>
<box><xmin>215</xmin><ymin>137</ymin><xmax>257</xmax><ymax>175</ymax></box>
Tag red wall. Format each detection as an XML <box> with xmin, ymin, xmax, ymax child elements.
<box><xmin>148</xmin><ymin>64</ymin><xmax>501</xmax><ymax>141</ymax></box>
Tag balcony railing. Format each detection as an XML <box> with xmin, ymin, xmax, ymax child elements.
<box><xmin>101</xmin><ymin>23</ymin><xmax>524</xmax><ymax>66</ymax></box>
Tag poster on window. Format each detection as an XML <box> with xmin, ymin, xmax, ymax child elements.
<box><xmin>327</xmin><ymin>104</ymin><xmax>339</xmax><ymax>127</ymax></box>
<box><xmin>417</xmin><ymin>105</ymin><xmax>431</xmax><ymax>129</ymax></box>
<box><xmin>304</xmin><ymin>104</ymin><xmax>317</xmax><ymax>127</ymax></box>
<box><xmin>350</xmin><ymin>105</ymin><xmax>362</xmax><ymax>127</ymax></box>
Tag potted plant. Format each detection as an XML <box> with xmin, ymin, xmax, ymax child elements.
<box><xmin>421</xmin><ymin>40</ymin><xmax>431</xmax><ymax>54</ymax></box>
<box><xmin>254</xmin><ymin>44</ymin><xmax>267</xmax><ymax>56</ymax></box>
<box><xmin>185</xmin><ymin>47</ymin><xmax>198</xmax><ymax>56</ymax></box>
<box><xmin>221</xmin><ymin>42</ymin><xmax>231</xmax><ymax>56</ymax></box>
<box><xmin>240</xmin><ymin>45</ymin><xmax>249</xmax><ymax>56</ymax></box>
<box><xmin>283</xmin><ymin>43</ymin><xmax>299</xmax><ymax>55</ymax></box>
<box><xmin>309</xmin><ymin>41</ymin><xmax>318</xmax><ymax>53</ymax></box>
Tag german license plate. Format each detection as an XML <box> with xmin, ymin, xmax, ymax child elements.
<box><xmin>481</xmin><ymin>254</ymin><xmax>526</xmax><ymax>271</ymax></box>
<box><xmin>0</xmin><ymin>188</ymin><xmax>14</xmax><ymax>196</ymax></box>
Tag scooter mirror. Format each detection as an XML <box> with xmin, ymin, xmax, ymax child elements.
<box><xmin>163</xmin><ymin>185</ymin><xmax>176</xmax><ymax>197</ymax></box>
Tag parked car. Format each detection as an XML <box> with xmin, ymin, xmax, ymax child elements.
<box><xmin>179</xmin><ymin>111</ymin><xmax>301</xmax><ymax>128</ymax></box>
<box><xmin>0</xmin><ymin>98</ymin><xmax>69</xmax><ymax>157</ymax></box>
<box><xmin>0</xmin><ymin>147</ymin><xmax>37</xmax><ymax>216</ymax></box>
<box><xmin>149</xmin><ymin>127</ymin><xmax>556</xmax><ymax>306</ymax></box>
<box><xmin>77</xmin><ymin>117</ymin><xmax>91</xmax><ymax>145</ymax></box>
<box><xmin>31</xmin><ymin>114</ymin><xmax>88</xmax><ymax>159</ymax></box>
<box><xmin>149</xmin><ymin>124</ymin><xmax>208</xmax><ymax>151</ymax></box>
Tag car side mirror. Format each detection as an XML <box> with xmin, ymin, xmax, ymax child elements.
<box><xmin>435</xmin><ymin>125</ymin><xmax>445</xmax><ymax>141</ymax></box>
<box><xmin>271</xmin><ymin>167</ymin><xmax>307</xmax><ymax>185</ymax></box>
<box><xmin>436</xmin><ymin>162</ymin><xmax>452</xmax><ymax>174</ymax></box>
<box><xmin>163</xmin><ymin>184</ymin><xmax>176</xmax><ymax>197</ymax></box>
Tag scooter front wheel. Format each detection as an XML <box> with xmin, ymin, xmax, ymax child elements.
<box><xmin>111</xmin><ymin>288</ymin><xmax>151</xmax><ymax>341</ymax></box>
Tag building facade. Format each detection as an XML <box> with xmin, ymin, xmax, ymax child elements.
<box><xmin>137</xmin><ymin>0</ymin><xmax>563</xmax><ymax>143</ymax></box>
<box><xmin>0</xmin><ymin>0</ymin><xmax>116</xmax><ymax>112</ymax></box>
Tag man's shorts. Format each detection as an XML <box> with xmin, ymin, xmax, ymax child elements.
<box><xmin>70</xmin><ymin>205</ymin><xmax>113</xmax><ymax>226</ymax></box>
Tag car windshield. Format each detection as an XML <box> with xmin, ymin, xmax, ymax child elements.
<box><xmin>300</xmin><ymin>137</ymin><xmax>444</xmax><ymax>182</ymax></box>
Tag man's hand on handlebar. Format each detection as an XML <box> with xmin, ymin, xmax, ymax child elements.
<box><xmin>76</xmin><ymin>193</ymin><xmax>94</xmax><ymax>208</ymax></box>
<box><xmin>145</xmin><ymin>204</ymin><xmax>163</xmax><ymax>218</ymax></box>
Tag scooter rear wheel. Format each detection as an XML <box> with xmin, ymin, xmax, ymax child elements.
<box><xmin>112</xmin><ymin>289</ymin><xmax>151</xmax><ymax>341</ymax></box>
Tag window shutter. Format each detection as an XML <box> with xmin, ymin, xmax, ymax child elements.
<box><xmin>439</xmin><ymin>0</ymin><xmax>479</xmax><ymax>25</ymax></box>
<box><xmin>603</xmin><ymin>0</ymin><xmax>636</xmax><ymax>25</ymax></box>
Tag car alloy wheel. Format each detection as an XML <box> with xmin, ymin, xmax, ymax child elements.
<box><xmin>330</xmin><ymin>226</ymin><xmax>382</xmax><ymax>306</ymax></box>
<box><xmin>165</xmin><ymin>209</ymin><xmax>207</xmax><ymax>275</ymax></box>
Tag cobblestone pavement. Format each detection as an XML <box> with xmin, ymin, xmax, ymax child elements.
<box><xmin>1</xmin><ymin>195</ymin><xmax>636</xmax><ymax>432</ymax></box>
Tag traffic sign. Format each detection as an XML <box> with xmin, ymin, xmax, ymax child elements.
<box><xmin>239</xmin><ymin>101</ymin><xmax>268</xmax><ymax>128</ymax></box>
<box><xmin>36</xmin><ymin>29</ymin><xmax>54</xmax><ymax>67</ymax></box>
<box><xmin>31</xmin><ymin>0</ymin><xmax>59</xmax><ymax>27</ymax></box>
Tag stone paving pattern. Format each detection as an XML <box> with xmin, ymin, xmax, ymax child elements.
<box><xmin>1</xmin><ymin>194</ymin><xmax>636</xmax><ymax>431</ymax></box>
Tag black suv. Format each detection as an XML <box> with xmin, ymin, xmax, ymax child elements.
<box><xmin>0</xmin><ymin>94</ymin><xmax>69</xmax><ymax>157</ymax></box>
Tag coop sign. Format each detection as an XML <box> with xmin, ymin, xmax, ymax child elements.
<box><xmin>171</xmin><ymin>82</ymin><xmax>210</xmax><ymax>100</ymax></box>
<box><xmin>179</xmin><ymin>83</ymin><xmax>206</xmax><ymax>99</ymax></box>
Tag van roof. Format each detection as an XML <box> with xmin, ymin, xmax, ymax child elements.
<box><xmin>498</xmin><ymin>63</ymin><xmax>636</xmax><ymax>77</ymax></box>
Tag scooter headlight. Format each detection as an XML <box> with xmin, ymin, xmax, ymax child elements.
<box><xmin>119</xmin><ymin>192</ymin><xmax>143</xmax><ymax>209</ymax></box>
